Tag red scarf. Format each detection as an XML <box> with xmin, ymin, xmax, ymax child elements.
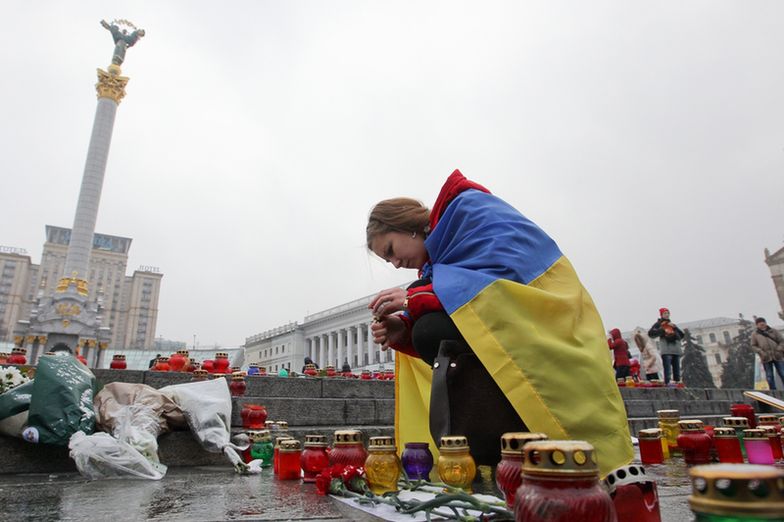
<box><xmin>429</xmin><ymin>170</ymin><xmax>490</xmax><ymax>230</ymax></box>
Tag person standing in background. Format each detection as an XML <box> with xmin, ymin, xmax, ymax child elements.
<box><xmin>648</xmin><ymin>308</ymin><xmax>684</xmax><ymax>384</ymax></box>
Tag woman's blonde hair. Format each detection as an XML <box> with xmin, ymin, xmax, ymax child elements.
<box><xmin>366</xmin><ymin>197</ymin><xmax>430</xmax><ymax>249</ymax></box>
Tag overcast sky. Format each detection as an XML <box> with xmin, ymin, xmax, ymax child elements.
<box><xmin>2</xmin><ymin>1</ymin><xmax>783</xmax><ymax>347</ymax></box>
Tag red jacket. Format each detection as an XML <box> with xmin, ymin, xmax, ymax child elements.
<box><xmin>609</xmin><ymin>328</ymin><xmax>630</xmax><ymax>367</ymax></box>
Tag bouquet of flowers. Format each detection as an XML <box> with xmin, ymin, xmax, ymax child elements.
<box><xmin>1</xmin><ymin>365</ymin><xmax>30</xmax><ymax>394</ymax></box>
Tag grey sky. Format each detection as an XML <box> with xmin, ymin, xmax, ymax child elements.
<box><xmin>2</xmin><ymin>1</ymin><xmax>783</xmax><ymax>347</ymax></box>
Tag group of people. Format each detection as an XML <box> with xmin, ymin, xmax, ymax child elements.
<box><xmin>608</xmin><ymin>307</ymin><xmax>685</xmax><ymax>385</ymax></box>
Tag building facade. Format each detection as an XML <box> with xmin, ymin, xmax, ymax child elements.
<box><xmin>0</xmin><ymin>226</ymin><xmax>162</xmax><ymax>351</ymax></box>
<box><xmin>245</xmin><ymin>293</ymin><xmax>398</xmax><ymax>374</ymax></box>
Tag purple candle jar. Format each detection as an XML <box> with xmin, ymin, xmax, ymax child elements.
<box><xmin>401</xmin><ymin>442</ymin><xmax>434</xmax><ymax>480</ymax></box>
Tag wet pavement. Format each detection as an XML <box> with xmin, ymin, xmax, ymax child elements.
<box><xmin>0</xmin><ymin>457</ymin><xmax>698</xmax><ymax>521</ymax></box>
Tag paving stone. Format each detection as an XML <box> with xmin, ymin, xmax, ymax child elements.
<box><xmin>93</xmin><ymin>368</ymin><xmax>145</xmax><ymax>386</ymax></box>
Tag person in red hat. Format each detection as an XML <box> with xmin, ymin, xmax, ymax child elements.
<box><xmin>648</xmin><ymin>308</ymin><xmax>684</xmax><ymax>385</ymax></box>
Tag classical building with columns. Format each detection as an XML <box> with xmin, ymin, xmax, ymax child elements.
<box><xmin>244</xmin><ymin>292</ymin><xmax>401</xmax><ymax>374</ymax></box>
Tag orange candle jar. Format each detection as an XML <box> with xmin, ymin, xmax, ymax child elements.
<box><xmin>437</xmin><ymin>436</ymin><xmax>476</xmax><ymax>493</ymax></box>
<box><xmin>365</xmin><ymin>436</ymin><xmax>401</xmax><ymax>495</ymax></box>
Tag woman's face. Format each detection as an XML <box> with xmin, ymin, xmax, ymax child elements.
<box><xmin>370</xmin><ymin>231</ymin><xmax>428</xmax><ymax>270</ymax></box>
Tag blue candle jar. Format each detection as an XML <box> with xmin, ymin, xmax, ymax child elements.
<box><xmin>401</xmin><ymin>442</ymin><xmax>434</xmax><ymax>480</ymax></box>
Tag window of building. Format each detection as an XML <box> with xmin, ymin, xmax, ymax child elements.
<box><xmin>714</xmin><ymin>354</ymin><xmax>722</xmax><ymax>365</ymax></box>
<box><xmin>709</xmin><ymin>333</ymin><xmax>716</xmax><ymax>343</ymax></box>
<box><xmin>282</xmin><ymin>346</ymin><xmax>285</xmax><ymax>353</ymax></box>
<box><xmin>723</xmin><ymin>331</ymin><xmax>731</xmax><ymax>344</ymax></box>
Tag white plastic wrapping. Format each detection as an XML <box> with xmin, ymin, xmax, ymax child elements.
<box><xmin>68</xmin><ymin>431</ymin><xmax>166</xmax><ymax>480</ymax></box>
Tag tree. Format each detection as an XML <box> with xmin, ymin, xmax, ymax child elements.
<box><xmin>720</xmin><ymin>315</ymin><xmax>755</xmax><ymax>389</ymax></box>
<box><xmin>681</xmin><ymin>329</ymin><xmax>716</xmax><ymax>388</ymax></box>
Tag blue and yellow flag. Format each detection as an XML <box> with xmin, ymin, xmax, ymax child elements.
<box><xmin>395</xmin><ymin>185</ymin><xmax>632</xmax><ymax>477</ymax></box>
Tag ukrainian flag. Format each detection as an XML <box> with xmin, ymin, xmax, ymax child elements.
<box><xmin>395</xmin><ymin>187</ymin><xmax>632</xmax><ymax>477</ymax></box>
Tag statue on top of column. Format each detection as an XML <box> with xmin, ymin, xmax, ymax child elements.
<box><xmin>100</xmin><ymin>19</ymin><xmax>145</xmax><ymax>66</ymax></box>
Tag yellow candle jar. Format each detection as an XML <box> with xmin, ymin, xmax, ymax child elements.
<box><xmin>437</xmin><ymin>435</ymin><xmax>477</xmax><ymax>493</ymax></box>
<box><xmin>657</xmin><ymin>409</ymin><xmax>680</xmax><ymax>456</ymax></box>
<box><xmin>364</xmin><ymin>436</ymin><xmax>401</xmax><ymax>495</ymax></box>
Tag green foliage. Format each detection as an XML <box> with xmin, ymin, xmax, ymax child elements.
<box><xmin>720</xmin><ymin>316</ymin><xmax>755</xmax><ymax>389</ymax></box>
<box><xmin>682</xmin><ymin>330</ymin><xmax>716</xmax><ymax>388</ymax></box>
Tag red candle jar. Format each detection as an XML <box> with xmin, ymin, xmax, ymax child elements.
<box><xmin>257</xmin><ymin>366</ymin><xmax>267</xmax><ymax>376</ymax></box>
<box><xmin>168</xmin><ymin>350</ymin><xmax>188</xmax><ymax>372</ymax></box>
<box><xmin>277</xmin><ymin>439</ymin><xmax>302</xmax><ymax>480</ymax></box>
<box><xmin>186</xmin><ymin>357</ymin><xmax>197</xmax><ymax>372</ymax></box>
<box><xmin>0</xmin><ymin>352</ymin><xmax>8</xmax><ymax>364</ymax></box>
<box><xmin>760</xmin><ymin>426</ymin><xmax>783</xmax><ymax>461</ymax></box>
<box><xmin>758</xmin><ymin>414</ymin><xmax>781</xmax><ymax>434</ymax></box>
<box><xmin>712</xmin><ymin>427</ymin><xmax>744</xmax><ymax>463</ymax></box>
<box><xmin>604</xmin><ymin>464</ymin><xmax>661</xmax><ymax>522</ymax></box>
<box><xmin>325</xmin><ymin>365</ymin><xmax>337</xmax><ymax>377</ymax></box>
<box><xmin>638</xmin><ymin>428</ymin><xmax>665</xmax><ymax>465</ymax></box>
<box><xmin>229</xmin><ymin>372</ymin><xmax>247</xmax><ymax>397</ymax></box>
<box><xmin>329</xmin><ymin>429</ymin><xmax>367</xmax><ymax>469</ymax></box>
<box><xmin>8</xmin><ymin>347</ymin><xmax>27</xmax><ymax>365</ymax></box>
<box><xmin>109</xmin><ymin>354</ymin><xmax>127</xmax><ymax>370</ymax></box>
<box><xmin>514</xmin><ymin>440</ymin><xmax>616</xmax><ymax>522</ymax></box>
<box><xmin>677</xmin><ymin>420</ymin><xmax>712</xmax><ymax>465</ymax></box>
<box><xmin>192</xmin><ymin>369</ymin><xmax>209</xmax><ymax>381</ymax></box>
<box><xmin>303</xmin><ymin>363</ymin><xmax>318</xmax><ymax>377</ymax></box>
<box><xmin>153</xmin><ymin>356</ymin><xmax>170</xmax><ymax>372</ymax></box>
<box><xmin>273</xmin><ymin>436</ymin><xmax>294</xmax><ymax>475</ymax></box>
<box><xmin>730</xmin><ymin>403</ymin><xmax>756</xmax><ymax>428</ymax></box>
<box><xmin>496</xmin><ymin>432</ymin><xmax>549</xmax><ymax>508</ymax></box>
<box><xmin>360</xmin><ymin>370</ymin><xmax>372</xmax><ymax>380</ymax></box>
<box><xmin>301</xmin><ymin>434</ymin><xmax>330</xmax><ymax>483</ymax></box>
<box><xmin>76</xmin><ymin>352</ymin><xmax>88</xmax><ymax>365</ymax></box>
<box><xmin>383</xmin><ymin>369</ymin><xmax>395</xmax><ymax>380</ymax></box>
<box><xmin>201</xmin><ymin>359</ymin><xmax>215</xmax><ymax>373</ymax></box>
<box><xmin>240</xmin><ymin>404</ymin><xmax>268</xmax><ymax>430</ymax></box>
<box><xmin>213</xmin><ymin>352</ymin><xmax>230</xmax><ymax>373</ymax></box>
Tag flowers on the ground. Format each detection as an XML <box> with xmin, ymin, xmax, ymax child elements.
<box><xmin>315</xmin><ymin>465</ymin><xmax>369</xmax><ymax>496</ymax></box>
<box><xmin>0</xmin><ymin>365</ymin><xmax>30</xmax><ymax>394</ymax></box>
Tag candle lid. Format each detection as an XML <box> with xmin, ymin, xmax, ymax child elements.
<box><xmin>279</xmin><ymin>439</ymin><xmax>302</xmax><ymax>452</ymax></box>
<box><xmin>657</xmin><ymin>409</ymin><xmax>680</xmax><ymax>419</ymax></box>
<box><xmin>368</xmin><ymin>436</ymin><xmax>396</xmax><ymax>451</ymax></box>
<box><xmin>759</xmin><ymin>426</ymin><xmax>778</xmax><ymax>437</ymax></box>
<box><xmin>304</xmin><ymin>434</ymin><xmax>328</xmax><ymax>447</ymax></box>
<box><xmin>439</xmin><ymin>435</ymin><xmax>469</xmax><ymax>452</ymax></box>
<box><xmin>757</xmin><ymin>414</ymin><xmax>779</xmax><ymax>424</ymax></box>
<box><xmin>249</xmin><ymin>430</ymin><xmax>271</xmax><ymax>443</ymax></box>
<box><xmin>604</xmin><ymin>464</ymin><xmax>650</xmax><ymax>494</ymax></box>
<box><xmin>689</xmin><ymin>464</ymin><xmax>784</xmax><ymax>517</ymax></box>
<box><xmin>500</xmin><ymin>432</ymin><xmax>548</xmax><ymax>454</ymax></box>
<box><xmin>522</xmin><ymin>440</ymin><xmax>599</xmax><ymax>478</ymax></box>
<box><xmin>277</xmin><ymin>421</ymin><xmax>288</xmax><ymax>431</ymax></box>
<box><xmin>722</xmin><ymin>417</ymin><xmax>750</xmax><ymax>428</ymax></box>
<box><xmin>334</xmin><ymin>429</ymin><xmax>363</xmax><ymax>445</ymax></box>
<box><xmin>274</xmin><ymin>436</ymin><xmax>294</xmax><ymax>448</ymax></box>
<box><xmin>638</xmin><ymin>428</ymin><xmax>663</xmax><ymax>440</ymax></box>
<box><xmin>742</xmin><ymin>429</ymin><xmax>767</xmax><ymax>440</ymax></box>
<box><xmin>157</xmin><ymin>356</ymin><xmax>169</xmax><ymax>362</ymax></box>
<box><xmin>231</xmin><ymin>371</ymin><xmax>245</xmax><ymax>380</ymax></box>
<box><xmin>679</xmin><ymin>419</ymin><xmax>706</xmax><ymax>432</ymax></box>
<box><xmin>712</xmin><ymin>427</ymin><xmax>737</xmax><ymax>438</ymax></box>
<box><xmin>176</xmin><ymin>349</ymin><xmax>189</xmax><ymax>356</ymax></box>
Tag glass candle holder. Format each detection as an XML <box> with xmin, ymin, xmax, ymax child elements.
<box><xmin>496</xmin><ymin>432</ymin><xmax>548</xmax><ymax>508</ymax></box>
<box><xmin>250</xmin><ymin>430</ymin><xmax>274</xmax><ymax>467</ymax></box>
<box><xmin>723</xmin><ymin>417</ymin><xmax>750</xmax><ymax>458</ymax></box>
<box><xmin>365</xmin><ymin>436</ymin><xmax>401</xmax><ymax>495</ymax></box>
<box><xmin>230</xmin><ymin>372</ymin><xmax>247</xmax><ymax>396</ymax></box>
<box><xmin>657</xmin><ymin>409</ymin><xmax>680</xmax><ymax>456</ymax></box>
<box><xmin>604</xmin><ymin>464</ymin><xmax>661</xmax><ymax>522</ymax></box>
<box><xmin>329</xmin><ymin>430</ymin><xmax>368</xmax><ymax>469</ymax></box>
<box><xmin>301</xmin><ymin>434</ymin><xmax>330</xmax><ymax>483</ymax></box>
<box><xmin>241</xmin><ymin>404</ymin><xmax>268</xmax><ymax>430</ymax></box>
<box><xmin>712</xmin><ymin>427</ymin><xmax>744</xmax><ymax>464</ymax></box>
<box><xmin>743</xmin><ymin>429</ymin><xmax>774</xmax><ymax>465</ymax></box>
<box><xmin>213</xmin><ymin>352</ymin><xmax>230</xmax><ymax>373</ymax></box>
<box><xmin>759</xmin><ymin>426</ymin><xmax>783</xmax><ymax>461</ymax></box>
<box><xmin>437</xmin><ymin>435</ymin><xmax>476</xmax><ymax>493</ymax></box>
<box><xmin>154</xmin><ymin>356</ymin><xmax>170</xmax><ymax>372</ymax></box>
<box><xmin>514</xmin><ymin>440</ymin><xmax>615</xmax><ymax>522</ymax></box>
<box><xmin>638</xmin><ymin>428</ymin><xmax>665</xmax><ymax>465</ymax></box>
<box><xmin>677</xmin><ymin>420</ymin><xmax>712</xmax><ymax>465</ymax></box>
<box><xmin>110</xmin><ymin>354</ymin><xmax>127</xmax><ymax>370</ymax></box>
<box><xmin>277</xmin><ymin>439</ymin><xmax>303</xmax><ymax>480</ymax></box>
<box><xmin>730</xmin><ymin>404</ymin><xmax>757</xmax><ymax>428</ymax></box>
<box><xmin>401</xmin><ymin>442</ymin><xmax>434</xmax><ymax>481</ymax></box>
<box><xmin>689</xmin><ymin>464</ymin><xmax>784</xmax><ymax>521</ymax></box>
<box><xmin>273</xmin><ymin>436</ymin><xmax>294</xmax><ymax>475</ymax></box>
<box><xmin>757</xmin><ymin>414</ymin><xmax>781</xmax><ymax>434</ymax></box>
<box><xmin>168</xmin><ymin>350</ymin><xmax>188</xmax><ymax>372</ymax></box>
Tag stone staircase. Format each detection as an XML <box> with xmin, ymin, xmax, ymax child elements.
<box><xmin>1</xmin><ymin>368</ymin><xmax>781</xmax><ymax>474</ymax></box>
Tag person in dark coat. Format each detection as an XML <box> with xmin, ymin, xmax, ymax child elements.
<box><xmin>648</xmin><ymin>307</ymin><xmax>684</xmax><ymax>384</ymax></box>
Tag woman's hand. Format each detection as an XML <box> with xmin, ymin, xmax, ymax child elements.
<box><xmin>371</xmin><ymin>315</ymin><xmax>408</xmax><ymax>350</ymax></box>
<box><xmin>368</xmin><ymin>287</ymin><xmax>406</xmax><ymax>318</ymax></box>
